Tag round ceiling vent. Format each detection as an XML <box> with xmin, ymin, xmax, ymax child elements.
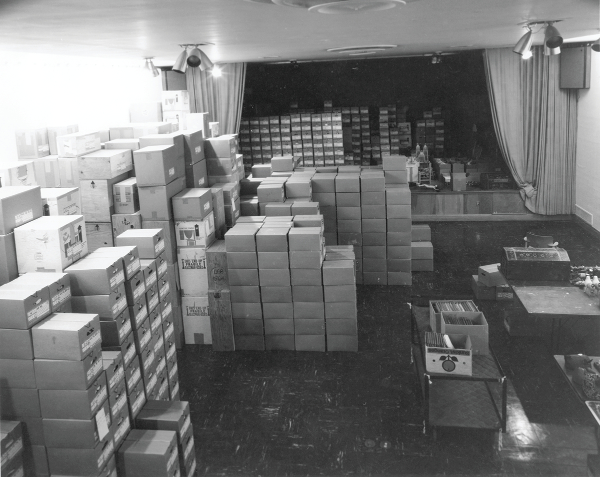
<box><xmin>309</xmin><ymin>0</ymin><xmax>405</xmax><ymax>13</ymax></box>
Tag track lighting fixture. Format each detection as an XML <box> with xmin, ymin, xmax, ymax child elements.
<box><xmin>513</xmin><ymin>20</ymin><xmax>563</xmax><ymax>59</ymax></box>
<box><xmin>172</xmin><ymin>44</ymin><xmax>215</xmax><ymax>73</ymax></box>
<box><xmin>144</xmin><ymin>58</ymin><xmax>160</xmax><ymax>77</ymax></box>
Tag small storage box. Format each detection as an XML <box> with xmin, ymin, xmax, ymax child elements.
<box><xmin>424</xmin><ymin>332</ymin><xmax>472</xmax><ymax>376</ymax></box>
<box><xmin>440</xmin><ymin>311</ymin><xmax>489</xmax><ymax>355</ymax></box>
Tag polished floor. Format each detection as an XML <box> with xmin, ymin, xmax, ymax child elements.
<box><xmin>178</xmin><ymin>220</ymin><xmax>600</xmax><ymax>476</ymax></box>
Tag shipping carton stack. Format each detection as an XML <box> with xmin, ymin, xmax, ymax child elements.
<box><xmin>471</xmin><ymin>263</ymin><xmax>514</xmax><ymax>302</ymax></box>
<box><xmin>40</xmin><ymin>187</ymin><xmax>81</xmax><ymax>217</ymax></box>
<box><xmin>117</xmin><ymin>429</ymin><xmax>181</xmax><ymax>477</ymax></box>
<box><xmin>1</xmin><ymin>421</ymin><xmax>25</xmax><ymax>477</ymax></box>
<box><xmin>108</xmin><ymin>123</ymin><xmax>171</xmax><ymax>142</ymax></box>
<box><xmin>181</xmin><ymin>129</ymin><xmax>208</xmax><ymax>190</ymax></box>
<box><xmin>0</xmin><ymin>275</ymin><xmax>55</xmax><ymax>477</ymax></box>
<box><xmin>383</xmin><ymin>155</ymin><xmax>413</xmax><ymax>285</ymax></box>
<box><xmin>115</xmin><ymin>231</ymin><xmax>181</xmax><ymax>400</ymax></box>
<box><xmin>131</xmin><ymin>400</ymin><xmax>197</xmax><ymax>476</ymax></box>
<box><xmin>221</xmin><ymin>182</ymin><xmax>241</xmax><ymax>228</ymax></box>
<box><xmin>226</xmin><ymin>224</ymin><xmax>264</xmax><ymax>350</ymax></box>
<box><xmin>32</xmin><ymin>312</ymin><xmax>118</xmax><ymax>477</ymax></box>
<box><xmin>205</xmin><ymin>135</ymin><xmax>242</xmax><ymax>186</ymax></box>
<box><xmin>257</xmin><ymin>175</ymin><xmax>287</xmax><ymax>217</ymax></box>
<box><xmin>359</xmin><ymin>170</ymin><xmax>386</xmax><ymax>285</ymax></box>
<box><xmin>210</xmin><ymin>185</ymin><xmax>227</xmax><ymax>239</ymax></box>
<box><xmin>0</xmin><ymin>186</ymin><xmax>44</xmax><ymax>285</ymax></box>
<box><xmin>78</xmin><ymin>146</ymin><xmax>133</xmax><ymax>252</ymax></box>
<box><xmin>161</xmin><ymin>90</ymin><xmax>191</xmax><ymax>132</ymax></box>
<box><xmin>311</xmin><ymin>172</ymin><xmax>337</xmax><ymax>247</ymax></box>
<box><xmin>205</xmin><ymin>240</ymin><xmax>234</xmax><ymax>351</ymax></box>
<box><xmin>173</xmin><ymin>188</ymin><xmax>216</xmax><ymax>347</ymax></box>
<box><xmin>335</xmin><ymin>172</ymin><xmax>364</xmax><ymax>282</ymax></box>
<box><xmin>323</xmin><ymin>245</ymin><xmax>358</xmax><ymax>351</ymax></box>
<box><xmin>0</xmin><ymin>160</ymin><xmax>38</xmax><ymax>187</ymax></box>
<box><xmin>55</xmin><ymin>130</ymin><xmax>103</xmax><ymax>189</ymax></box>
<box><xmin>15</xmin><ymin>127</ymin><xmax>51</xmax><ymax>162</ymax></box>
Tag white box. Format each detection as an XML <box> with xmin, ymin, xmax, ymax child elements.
<box><xmin>58</xmin><ymin>157</ymin><xmax>80</xmax><ymax>188</ymax></box>
<box><xmin>209</xmin><ymin>122</ymin><xmax>219</xmax><ymax>138</ymax></box>
<box><xmin>177</xmin><ymin>247</ymin><xmax>208</xmax><ymax>296</ymax></box>
<box><xmin>424</xmin><ymin>332</ymin><xmax>472</xmax><ymax>376</ymax></box>
<box><xmin>175</xmin><ymin>213</ymin><xmax>215</xmax><ymax>248</ymax></box>
<box><xmin>478</xmin><ymin>263</ymin><xmax>504</xmax><ymax>287</ymax></box>
<box><xmin>56</xmin><ymin>131</ymin><xmax>102</xmax><ymax>158</ymax></box>
<box><xmin>186</xmin><ymin>113</ymin><xmax>209</xmax><ymax>137</ymax></box>
<box><xmin>132</xmin><ymin>122</ymin><xmax>172</xmax><ymax>139</ymax></box>
<box><xmin>47</xmin><ymin>125</ymin><xmax>79</xmax><ymax>155</ymax></box>
<box><xmin>15</xmin><ymin>127</ymin><xmax>50</xmax><ymax>159</ymax></box>
<box><xmin>181</xmin><ymin>296</ymin><xmax>211</xmax><ymax>345</ymax></box>
<box><xmin>32</xmin><ymin>156</ymin><xmax>61</xmax><ymax>188</ymax></box>
<box><xmin>78</xmin><ymin>149</ymin><xmax>133</xmax><ymax>179</ymax></box>
<box><xmin>41</xmin><ymin>188</ymin><xmax>81</xmax><ymax>216</ymax></box>
<box><xmin>162</xmin><ymin>111</ymin><xmax>189</xmax><ymax>132</ymax></box>
<box><xmin>161</xmin><ymin>91</ymin><xmax>190</xmax><ymax>112</ymax></box>
<box><xmin>0</xmin><ymin>161</ymin><xmax>37</xmax><ymax>187</ymax></box>
<box><xmin>440</xmin><ymin>311</ymin><xmax>489</xmax><ymax>356</ymax></box>
<box><xmin>14</xmin><ymin>215</ymin><xmax>88</xmax><ymax>273</ymax></box>
<box><xmin>129</xmin><ymin>102</ymin><xmax>163</xmax><ymax>123</ymax></box>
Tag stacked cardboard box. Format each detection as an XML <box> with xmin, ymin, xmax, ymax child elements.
<box><xmin>0</xmin><ymin>160</ymin><xmax>38</xmax><ymax>187</ymax></box>
<box><xmin>0</xmin><ymin>273</ymin><xmax>66</xmax><ymax>477</ymax></box>
<box><xmin>114</xmin><ymin>231</ymin><xmax>180</xmax><ymax>399</ymax></box>
<box><xmin>1</xmin><ymin>421</ymin><xmax>25</xmax><ymax>476</ymax></box>
<box><xmin>358</xmin><ymin>170</ymin><xmax>386</xmax><ymax>285</ymax></box>
<box><xmin>173</xmin><ymin>189</ymin><xmax>216</xmax><ymax>346</ymax></box>
<box><xmin>161</xmin><ymin>90</ymin><xmax>190</xmax><ymax>132</ymax></box>
<box><xmin>32</xmin><ymin>312</ymin><xmax>118</xmax><ymax>476</ymax></box>
<box><xmin>226</xmin><ymin>224</ymin><xmax>263</xmax><ymax>350</ymax></box>
<box><xmin>181</xmin><ymin>129</ymin><xmax>208</xmax><ymax>189</ymax></box>
<box><xmin>40</xmin><ymin>187</ymin><xmax>81</xmax><ymax>217</ymax></box>
<box><xmin>415</xmin><ymin>108</ymin><xmax>445</xmax><ymax>156</ymax></box>
<box><xmin>15</xmin><ymin>127</ymin><xmax>51</xmax><ymax>161</ymax></box>
<box><xmin>205</xmin><ymin>135</ymin><xmax>242</xmax><ymax>186</ymax></box>
<box><xmin>117</xmin><ymin>429</ymin><xmax>181</xmax><ymax>477</ymax></box>
<box><xmin>131</xmin><ymin>400</ymin><xmax>196</xmax><ymax>476</ymax></box>
<box><xmin>471</xmin><ymin>263</ymin><xmax>514</xmax><ymax>302</ymax></box>
<box><xmin>205</xmin><ymin>240</ymin><xmax>234</xmax><ymax>351</ymax></box>
<box><xmin>129</xmin><ymin>102</ymin><xmax>163</xmax><ymax>124</ymax></box>
<box><xmin>311</xmin><ymin>172</ymin><xmax>337</xmax><ymax>246</ymax></box>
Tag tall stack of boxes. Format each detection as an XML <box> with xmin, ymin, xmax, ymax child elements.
<box><xmin>78</xmin><ymin>146</ymin><xmax>133</xmax><ymax>251</ymax></box>
<box><xmin>335</xmin><ymin>172</ymin><xmax>363</xmax><ymax>279</ymax></box>
<box><xmin>161</xmin><ymin>90</ymin><xmax>191</xmax><ymax>132</ymax></box>
<box><xmin>360</xmin><ymin>170</ymin><xmax>387</xmax><ymax>285</ymax></box>
<box><xmin>173</xmin><ymin>188</ymin><xmax>215</xmax><ymax>346</ymax></box>
<box><xmin>311</xmin><ymin>172</ymin><xmax>337</xmax><ymax>246</ymax></box>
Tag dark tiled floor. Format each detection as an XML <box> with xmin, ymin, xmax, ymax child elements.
<box><xmin>179</xmin><ymin>220</ymin><xmax>600</xmax><ymax>476</ymax></box>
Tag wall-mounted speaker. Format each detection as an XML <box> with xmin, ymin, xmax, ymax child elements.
<box><xmin>560</xmin><ymin>45</ymin><xmax>591</xmax><ymax>89</ymax></box>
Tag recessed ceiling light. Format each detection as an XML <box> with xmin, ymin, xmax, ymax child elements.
<box><xmin>309</xmin><ymin>0</ymin><xmax>405</xmax><ymax>14</ymax></box>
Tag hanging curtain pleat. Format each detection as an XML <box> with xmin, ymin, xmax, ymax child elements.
<box><xmin>186</xmin><ymin>63</ymin><xmax>247</xmax><ymax>135</ymax></box>
<box><xmin>483</xmin><ymin>47</ymin><xmax>577</xmax><ymax>215</ymax></box>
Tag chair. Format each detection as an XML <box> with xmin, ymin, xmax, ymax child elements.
<box><xmin>523</xmin><ymin>232</ymin><xmax>558</xmax><ymax>248</ymax></box>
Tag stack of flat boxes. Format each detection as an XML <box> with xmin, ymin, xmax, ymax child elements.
<box><xmin>161</xmin><ymin>90</ymin><xmax>191</xmax><ymax>132</ymax></box>
<box><xmin>32</xmin><ymin>312</ymin><xmax>118</xmax><ymax>477</ymax></box>
<box><xmin>78</xmin><ymin>143</ymin><xmax>133</xmax><ymax>251</ymax></box>
<box><xmin>173</xmin><ymin>189</ymin><xmax>216</xmax><ymax>346</ymax></box>
<box><xmin>226</xmin><ymin>224</ymin><xmax>264</xmax><ymax>350</ymax></box>
<box><xmin>323</xmin><ymin>246</ymin><xmax>358</xmax><ymax>351</ymax></box>
<box><xmin>257</xmin><ymin>225</ymin><xmax>294</xmax><ymax>350</ymax></box>
<box><xmin>335</xmin><ymin>173</ymin><xmax>363</xmax><ymax>282</ymax></box>
<box><xmin>290</xmin><ymin>224</ymin><xmax>327</xmax><ymax>352</ymax></box>
<box><xmin>360</xmin><ymin>170</ymin><xmax>387</xmax><ymax>285</ymax></box>
<box><xmin>0</xmin><ymin>275</ymin><xmax>59</xmax><ymax>477</ymax></box>
<box><xmin>114</xmin><ymin>231</ymin><xmax>179</xmax><ymax>400</ymax></box>
<box><xmin>383</xmin><ymin>155</ymin><xmax>413</xmax><ymax>285</ymax></box>
<box><xmin>0</xmin><ymin>186</ymin><xmax>44</xmax><ymax>286</ymax></box>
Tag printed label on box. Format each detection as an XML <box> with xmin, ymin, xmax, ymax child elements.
<box><xmin>167</xmin><ymin>446</ymin><xmax>178</xmax><ymax>471</ymax></box>
<box><xmin>167</xmin><ymin>343</ymin><xmax>176</xmax><ymax>361</ymax></box>
<box><xmin>145</xmin><ymin>373</ymin><xmax>157</xmax><ymax>394</ymax></box>
<box><xmin>53</xmin><ymin>286</ymin><xmax>71</xmax><ymax>307</ymax></box>
<box><xmin>140</xmin><ymin>330</ymin><xmax>151</xmax><ymax>350</ymax></box>
<box><xmin>67</xmin><ymin>241</ymin><xmax>85</xmax><ymax>258</ymax></box>
<box><xmin>15</xmin><ymin>209</ymin><xmax>33</xmax><ymax>226</ymax></box>
<box><xmin>168</xmin><ymin>167</ymin><xmax>175</xmax><ymax>177</ymax></box>
<box><xmin>159</xmin><ymin>281</ymin><xmax>170</xmax><ymax>298</ymax></box>
<box><xmin>159</xmin><ymin>378</ymin><xmax>168</xmax><ymax>397</ymax></box>
<box><xmin>127</xmin><ymin>258</ymin><xmax>141</xmax><ymax>276</ymax></box>
<box><xmin>133</xmin><ymin>282</ymin><xmax>145</xmax><ymax>301</ymax></box>
<box><xmin>134</xmin><ymin>306</ymin><xmax>148</xmax><ymax>328</ymax></box>
<box><xmin>184</xmin><ymin>435</ymin><xmax>195</xmax><ymax>460</ymax></box>
<box><xmin>27</xmin><ymin>300</ymin><xmax>50</xmax><ymax>323</ymax></box>
<box><xmin>171</xmin><ymin>381</ymin><xmax>179</xmax><ymax>397</ymax></box>
<box><xmin>109</xmin><ymin>366</ymin><xmax>125</xmax><ymax>390</ymax></box>
<box><xmin>98</xmin><ymin>439</ymin><xmax>114</xmax><ymax>470</ymax></box>
<box><xmin>164</xmin><ymin>322</ymin><xmax>174</xmax><ymax>342</ymax></box>
<box><xmin>151</xmin><ymin>316</ymin><xmax>161</xmax><ymax>334</ymax></box>
<box><xmin>114</xmin><ymin>414</ymin><xmax>130</xmax><ymax>442</ymax></box>
<box><xmin>188</xmin><ymin>457</ymin><xmax>197</xmax><ymax>477</ymax></box>
<box><xmin>145</xmin><ymin>273</ymin><xmax>157</xmax><ymax>289</ymax></box>
<box><xmin>113</xmin><ymin>393</ymin><xmax>127</xmax><ymax>418</ymax></box>
<box><xmin>148</xmin><ymin>294</ymin><xmax>159</xmax><ymax>312</ymax></box>
<box><xmin>124</xmin><ymin>346</ymin><xmax>136</xmax><ymax>365</ymax></box>
<box><xmin>82</xmin><ymin>330</ymin><xmax>102</xmax><ymax>354</ymax></box>
<box><xmin>1</xmin><ymin>436</ymin><xmax>22</xmax><ymax>465</ymax></box>
<box><xmin>88</xmin><ymin>358</ymin><xmax>103</xmax><ymax>382</ymax></box>
<box><xmin>181</xmin><ymin>414</ymin><xmax>191</xmax><ymax>436</ymax></box>
<box><xmin>156</xmin><ymin>355</ymin><xmax>166</xmax><ymax>375</ymax></box>
<box><xmin>91</xmin><ymin>386</ymin><xmax>108</xmax><ymax>414</ymax></box>
<box><xmin>120</xmin><ymin>319</ymin><xmax>132</xmax><ymax>341</ymax></box>
<box><xmin>169</xmin><ymin>362</ymin><xmax>178</xmax><ymax>382</ymax></box>
<box><xmin>132</xmin><ymin>390</ymin><xmax>145</xmax><ymax>414</ymax></box>
<box><xmin>63</xmin><ymin>202</ymin><xmax>80</xmax><ymax>215</ymax></box>
<box><xmin>110</xmin><ymin>270</ymin><xmax>125</xmax><ymax>289</ymax></box>
<box><xmin>155</xmin><ymin>240</ymin><xmax>165</xmax><ymax>254</ymax></box>
<box><xmin>95</xmin><ymin>407</ymin><xmax>110</xmax><ymax>441</ymax></box>
<box><xmin>158</xmin><ymin>261</ymin><xmax>167</xmax><ymax>276</ymax></box>
<box><xmin>154</xmin><ymin>335</ymin><xmax>165</xmax><ymax>356</ymax></box>
<box><xmin>112</xmin><ymin>296</ymin><xmax>127</xmax><ymax>316</ymax></box>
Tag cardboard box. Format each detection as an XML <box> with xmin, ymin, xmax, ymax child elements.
<box><xmin>15</xmin><ymin>127</ymin><xmax>50</xmax><ymax>159</ymax></box>
<box><xmin>112</xmin><ymin>178</ymin><xmax>139</xmax><ymax>215</ymax></box>
<box><xmin>0</xmin><ymin>282</ymin><xmax>52</xmax><ymax>329</ymax></box>
<box><xmin>35</xmin><ymin>345</ymin><xmax>103</xmax><ymax>392</ymax></box>
<box><xmin>231</xmin><ymin>303</ymin><xmax>263</xmax><ymax>319</ymax></box>
<box><xmin>260</xmin><ymin>286</ymin><xmax>292</xmax><ymax>303</ymax></box>
<box><xmin>230</xmin><ymin>286</ymin><xmax>261</xmax><ymax>303</ymax></box>
<box><xmin>138</xmin><ymin>176</ymin><xmax>186</xmax><ymax>221</ymax></box>
<box><xmin>224</xmin><ymin>226</ymin><xmax>258</xmax><ymax>252</ymax></box>
<box><xmin>177</xmin><ymin>247</ymin><xmax>208</xmax><ymax>296</ymax></box>
<box><xmin>117</xmin><ymin>432</ymin><xmax>180</xmax><ymax>476</ymax></box>
<box><xmin>41</xmin><ymin>187</ymin><xmax>81</xmax><ymax>216</ymax></box>
<box><xmin>134</xmin><ymin>145</ymin><xmax>184</xmax><ymax>187</ymax></box>
<box><xmin>295</xmin><ymin>335</ymin><xmax>325</xmax><ymax>352</ymax></box>
<box><xmin>478</xmin><ymin>263</ymin><xmax>504</xmax><ymax>287</ymax></box>
<box><xmin>132</xmin><ymin>122</ymin><xmax>172</xmax><ymax>139</ymax></box>
<box><xmin>139</xmin><ymin>133</ymin><xmax>184</xmax><ymax>161</ymax></box>
<box><xmin>411</xmin><ymin>241</ymin><xmax>434</xmax><ymax>259</ymax></box>
<box><xmin>70</xmin><ymin>283</ymin><xmax>128</xmax><ymax>320</ymax></box>
<box><xmin>116</xmin><ymin>229</ymin><xmax>165</xmax><ymax>259</ymax></box>
<box><xmin>182</xmin><ymin>129</ymin><xmax>205</xmax><ymax>166</ymax></box>
<box><xmin>322</xmin><ymin>260</ymin><xmax>355</xmax><ymax>285</ymax></box>
<box><xmin>162</xmin><ymin>90</ymin><xmax>190</xmax><ymax>112</ymax></box>
<box><xmin>257</xmin><ymin>251</ymin><xmax>289</xmax><ymax>269</ymax></box>
<box><xmin>0</xmin><ymin>326</ymin><xmax>34</xmax><ymax>359</ymax></box>
<box><xmin>424</xmin><ymin>332</ymin><xmax>472</xmax><ymax>376</ymax></box>
<box><xmin>56</xmin><ymin>131</ymin><xmax>102</xmax><ymax>158</ymax></box>
<box><xmin>172</xmin><ymin>188</ymin><xmax>213</xmax><ymax>221</ymax></box>
<box><xmin>0</xmin><ymin>160</ymin><xmax>37</xmax><ymax>187</ymax></box>
<box><xmin>327</xmin><ymin>335</ymin><xmax>358</xmax><ymax>352</ymax></box>
<box><xmin>47</xmin><ymin>438</ymin><xmax>114</xmax><ymax>476</ymax></box>
<box><xmin>79</xmin><ymin>149</ymin><xmax>133</xmax><ymax>180</ymax></box>
<box><xmin>174</xmin><ymin>215</ymin><xmax>215</xmax><ymax>249</ymax></box>
<box><xmin>0</xmin><ymin>186</ymin><xmax>43</xmax><ymax>235</ymax></box>
<box><xmin>184</xmin><ymin>159</ymin><xmax>208</xmax><ymax>189</ymax></box>
<box><xmin>0</xmin><ymin>233</ymin><xmax>18</xmax><ymax>285</ymax></box>
<box><xmin>288</xmin><ymin>227</ymin><xmax>322</xmax><ymax>251</ymax></box>
<box><xmin>105</xmin><ymin>138</ymin><xmax>140</xmax><ymax>151</ymax></box>
<box><xmin>264</xmin><ymin>203</ymin><xmax>291</xmax><ymax>217</ymax></box>
<box><xmin>66</xmin><ymin>256</ymin><xmax>125</xmax><ymax>295</ymax></box>
<box><xmin>411</xmin><ymin>224</ymin><xmax>431</xmax><ymax>242</ymax></box>
<box><xmin>440</xmin><ymin>311</ymin><xmax>489</xmax><ymax>355</ymax></box>
<box><xmin>257</xmin><ymin>183</ymin><xmax>285</xmax><ymax>203</ymax></box>
<box><xmin>181</xmin><ymin>295</ymin><xmax>211</xmax><ymax>344</ymax></box>
<box><xmin>40</xmin><ymin>371</ymin><xmax>108</xmax><ymax>419</ymax></box>
<box><xmin>100</xmin><ymin>308</ymin><xmax>133</xmax><ymax>346</ymax></box>
<box><xmin>32</xmin><ymin>312</ymin><xmax>101</xmax><ymax>360</ymax></box>
<box><xmin>31</xmin><ymin>155</ymin><xmax>60</xmax><ymax>188</ymax></box>
<box><xmin>80</xmin><ymin>172</ymin><xmax>129</xmax><ymax>222</ymax></box>
<box><xmin>0</xmin><ymin>388</ymin><xmax>40</xmax><ymax>418</ymax></box>
<box><xmin>289</xmin><ymin>250</ymin><xmax>323</xmax><ymax>269</ymax></box>
<box><xmin>290</xmin><ymin>268</ymin><xmax>322</xmax><ymax>286</ymax></box>
<box><xmin>0</xmin><ymin>358</ymin><xmax>37</xmax><ymax>388</ymax></box>
<box><xmin>112</xmin><ymin>211</ymin><xmax>143</xmax><ymax>241</ymax></box>
<box><xmin>429</xmin><ymin>300</ymin><xmax>478</xmax><ymax>333</ymax></box>
<box><xmin>205</xmin><ymin>136</ymin><xmax>237</xmax><ymax>159</ymax></box>
<box><xmin>57</xmin><ymin>156</ymin><xmax>79</xmax><ymax>187</ymax></box>
<box><xmin>258</xmin><ymin>268</ymin><xmax>290</xmax><ymax>287</ymax></box>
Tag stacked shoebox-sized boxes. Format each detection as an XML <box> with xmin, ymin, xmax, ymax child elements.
<box><xmin>414</xmin><ymin>108</ymin><xmax>445</xmax><ymax>156</ymax></box>
<box><xmin>172</xmin><ymin>188</ymin><xmax>216</xmax><ymax>346</ymax></box>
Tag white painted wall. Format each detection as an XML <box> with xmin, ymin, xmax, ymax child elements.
<box><xmin>575</xmin><ymin>52</ymin><xmax>600</xmax><ymax>232</ymax></box>
<box><xmin>0</xmin><ymin>52</ymin><xmax>163</xmax><ymax>163</ymax></box>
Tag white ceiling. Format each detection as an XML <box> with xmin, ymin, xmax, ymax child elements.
<box><xmin>0</xmin><ymin>0</ymin><xmax>598</xmax><ymax>65</ymax></box>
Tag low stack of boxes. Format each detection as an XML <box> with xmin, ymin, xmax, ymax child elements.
<box><xmin>172</xmin><ymin>188</ymin><xmax>216</xmax><ymax>346</ymax></box>
<box><xmin>471</xmin><ymin>262</ymin><xmax>514</xmax><ymax>302</ymax></box>
<box><xmin>78</xmin><ymin>144</ymin><xmax>133</xmax><ymax>251</ymax></box>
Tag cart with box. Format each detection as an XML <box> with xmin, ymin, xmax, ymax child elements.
<box><xmin>410</xmin><ymin>303</ymin><xmax>507</xmax><ymax>444</ymax></box>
